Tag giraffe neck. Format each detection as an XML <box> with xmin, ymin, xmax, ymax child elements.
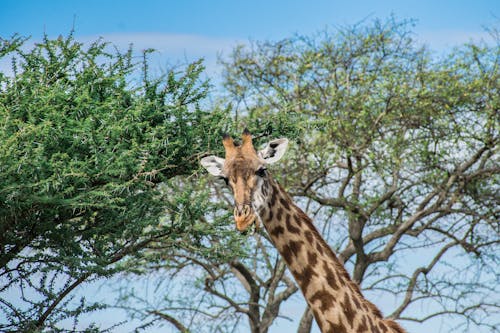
<box><xmin>257</xmin><ymin>177</ymin><xmax>405</xmax><ymax>333</ymax></box>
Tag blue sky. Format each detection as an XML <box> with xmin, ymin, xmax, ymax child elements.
<box><xmin>1</xmin><ymin>0</ymin><xmax>499</xmax><ymax>39</ymax></box>
<box><xmin>1</xmin><ymin>0</ymin><xmax>499</xmax><ymax>78</ymax></box>
<box><xmin>1</xmin><ymin>1</ymin><xmax>499</xmax><ymax>333</ymax></box>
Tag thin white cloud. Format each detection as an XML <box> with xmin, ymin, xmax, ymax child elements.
<box><xmin>89</xmin><ymin>32</ymin><xmax>240</xmax><ymax>55</ymax></box>
<box><xmin>81</xmin><ymin>32</ymin><xmax>246</xmax><ymax>77</ymax></box>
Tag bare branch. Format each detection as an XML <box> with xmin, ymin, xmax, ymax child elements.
<box><xmin>149</xmin><ymin>310</ymin><xmax>190</xmax><ymax>333</ymax></box>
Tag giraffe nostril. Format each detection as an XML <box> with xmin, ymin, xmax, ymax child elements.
<box><xmin>234</xmin><ymin>204</ymin><xmax>252</xmax><ymax>218</ymax></box>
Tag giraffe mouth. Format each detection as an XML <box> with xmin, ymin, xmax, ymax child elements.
<box><xmin>235</xmin><ymin>214</ymin><xmax>257</xmax><ymax>232</ymax></box>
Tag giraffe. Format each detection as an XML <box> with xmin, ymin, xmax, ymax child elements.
<box><xmin>200</xmin><ymin>130</ymin><xmax>406</xmax><ymax>333</ymax></box>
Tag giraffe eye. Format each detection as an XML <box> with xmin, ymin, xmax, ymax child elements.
<box><xmin>256</xmin><ymin>167</ymin><xmax>267</xmax><ymax>177</ymax></box>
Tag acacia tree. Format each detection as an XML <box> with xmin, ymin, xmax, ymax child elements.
<box><xmin>121</xmin><ymin>19</ymin><xmax>499</xmax><ymax>333</ymax></box>
<box><xmin>0</xmin><ymin>33</ymin><xmax>227</xmax><ymax>331</ymax></box>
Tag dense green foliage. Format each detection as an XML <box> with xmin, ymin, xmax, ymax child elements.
<box><xmin>0</xmin><ymin>33</ymin><xmax>228</xmax><ymax>331</ymax></box>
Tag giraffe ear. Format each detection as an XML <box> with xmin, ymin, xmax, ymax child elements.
<box><xmin>258</xmin><ymin>138</ymin><xmax>289</xmax><ymax>164</ymax></box>
<box><xmin>200</xmin><ymin>155</ymin><xmax>225</xmax><ymax>176</ymax></box>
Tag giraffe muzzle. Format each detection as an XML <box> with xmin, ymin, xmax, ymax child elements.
<box><xmin>233</xmin><ymin>204</ymin><xmax>256</xmax><ymax>231</ymax></box>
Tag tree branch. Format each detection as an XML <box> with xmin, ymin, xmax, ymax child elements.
<box><xmin>149</xmin><ymin>310</ymin><xmax>190</xmax><ymax>332</ymax></box>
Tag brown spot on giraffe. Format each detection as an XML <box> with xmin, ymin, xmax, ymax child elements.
<box><xmin>267</xmin><ymin>209</ymin><xmax>274</xmax><ymax>221</ymax></box>
<box><xmin>286</xmin><ymin>214</ymin><xmax>301</xmax><ymax>234</ymax></box>
<box><xmin>358</xmin><ymin>315</ymin><xmax>368</xmax><ymax>332</ymax></box>
<box><xmin>279</xmin><ymin>197</ymin><xmax>290</xmax><ymax>210</ymax></box>
<box><xmin>343</xmin><ymin>295</ymin><xmax>356</xmax><ymax>327</ymax></box>
<box><xmin>288</xmin><ymin>240</ymin><xmax>303</xmax><ymax>256</ymax></box>
<box><xmin>323</xmin><ymin>261</ymin><xmax>339</xmax><ymax>290</ymax></box>
<box><xmin>294</xmin><ymin>265</ymin><xmax>317</xmax><ymax>292</ymax></box>
<box><xmin>352</xmin><ymin>294</ymin><xmax>361</xmax><ymax>309</ymax></box>
<box><xmin>310</xmin><ymin>288</ymin><xmax>335</xmax><ymax>312</ymax></box>
<box><xmin>307</xmin><ymin>251</ymin><xmax>318</xmax><ymax>267</ymax></box>
<box><xmin>316</xmin><ymin>241</ymin><xmax>325</xmax><ymax>255</ymax></box>
<box><xmin>270</xmin><ymin>184</ymin><xmax>279</xmax><ymax>205</ymax></box>
<box><xmin>276</xmin><ymin>207</ymin><xmax>284</xmax><ymax>221</ymax></box>
<box><xmin>270</xmin><ymin>225</ymin><xmax>285</xmax><ymax>238</ymax></box>
<box><xmin>281</xmin><ymin>239</ymin><xmax>304</xmax><ymax>264</ymax></box>
<box><xmin>281</xmin><ymin>245</ymin><xmax>293</xmax><ymax>264</ymax></box>
<box><xmin>200</xmin><ymin>131</ymin><xmax>407</xmax><ymax>333</ymax></box>
<box><xmin>304</xmin><ymin>230</ymin><xmax>314</xmax><ymax>243</ymax></box>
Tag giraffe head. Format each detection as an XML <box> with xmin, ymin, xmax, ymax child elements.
<box><xmin>201</xmin><ymin>130</ymin><xmax>289</xmax><ymax>231</ymax></box>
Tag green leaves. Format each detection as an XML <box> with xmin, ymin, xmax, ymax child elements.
<box><xmin>219</xmin><ymin>18</ymin><xmax>499</xmax><ymax>332</ymax></box>
<box><xmin>0</xmin><ymin>33</ymin><xmax>226</xmax><ymax>331</ymax></box>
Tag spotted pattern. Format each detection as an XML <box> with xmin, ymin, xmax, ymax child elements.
<box><xmin>256</xmin><ymin>177</ymin><xmax>406</xmax><ymax>333</ymax></box>
<box><xmin>220</xmin><ymin>145</ymin><xmax>406</xmax><ymax>333</ymax></box>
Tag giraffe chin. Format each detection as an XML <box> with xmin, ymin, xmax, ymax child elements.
<box><xmin>235</xmin><ymin>215</ymin><xmax>257</xmax><ymax>232</ymax></box>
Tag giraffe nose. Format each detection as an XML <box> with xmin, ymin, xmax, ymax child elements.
<box><xmin>234</xmin><ymin>204</ymin><xmax>252</xmax><ymax>218</ymax></box>
<box><xmin>234</xmin><ymin>204</ymin><xmax>257</xmax><ymax>231</ymax></box>
<box><xmin>233</xmin><ymin>204</ymin><xmax>255</xmax><ymax>231</ymax></box>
